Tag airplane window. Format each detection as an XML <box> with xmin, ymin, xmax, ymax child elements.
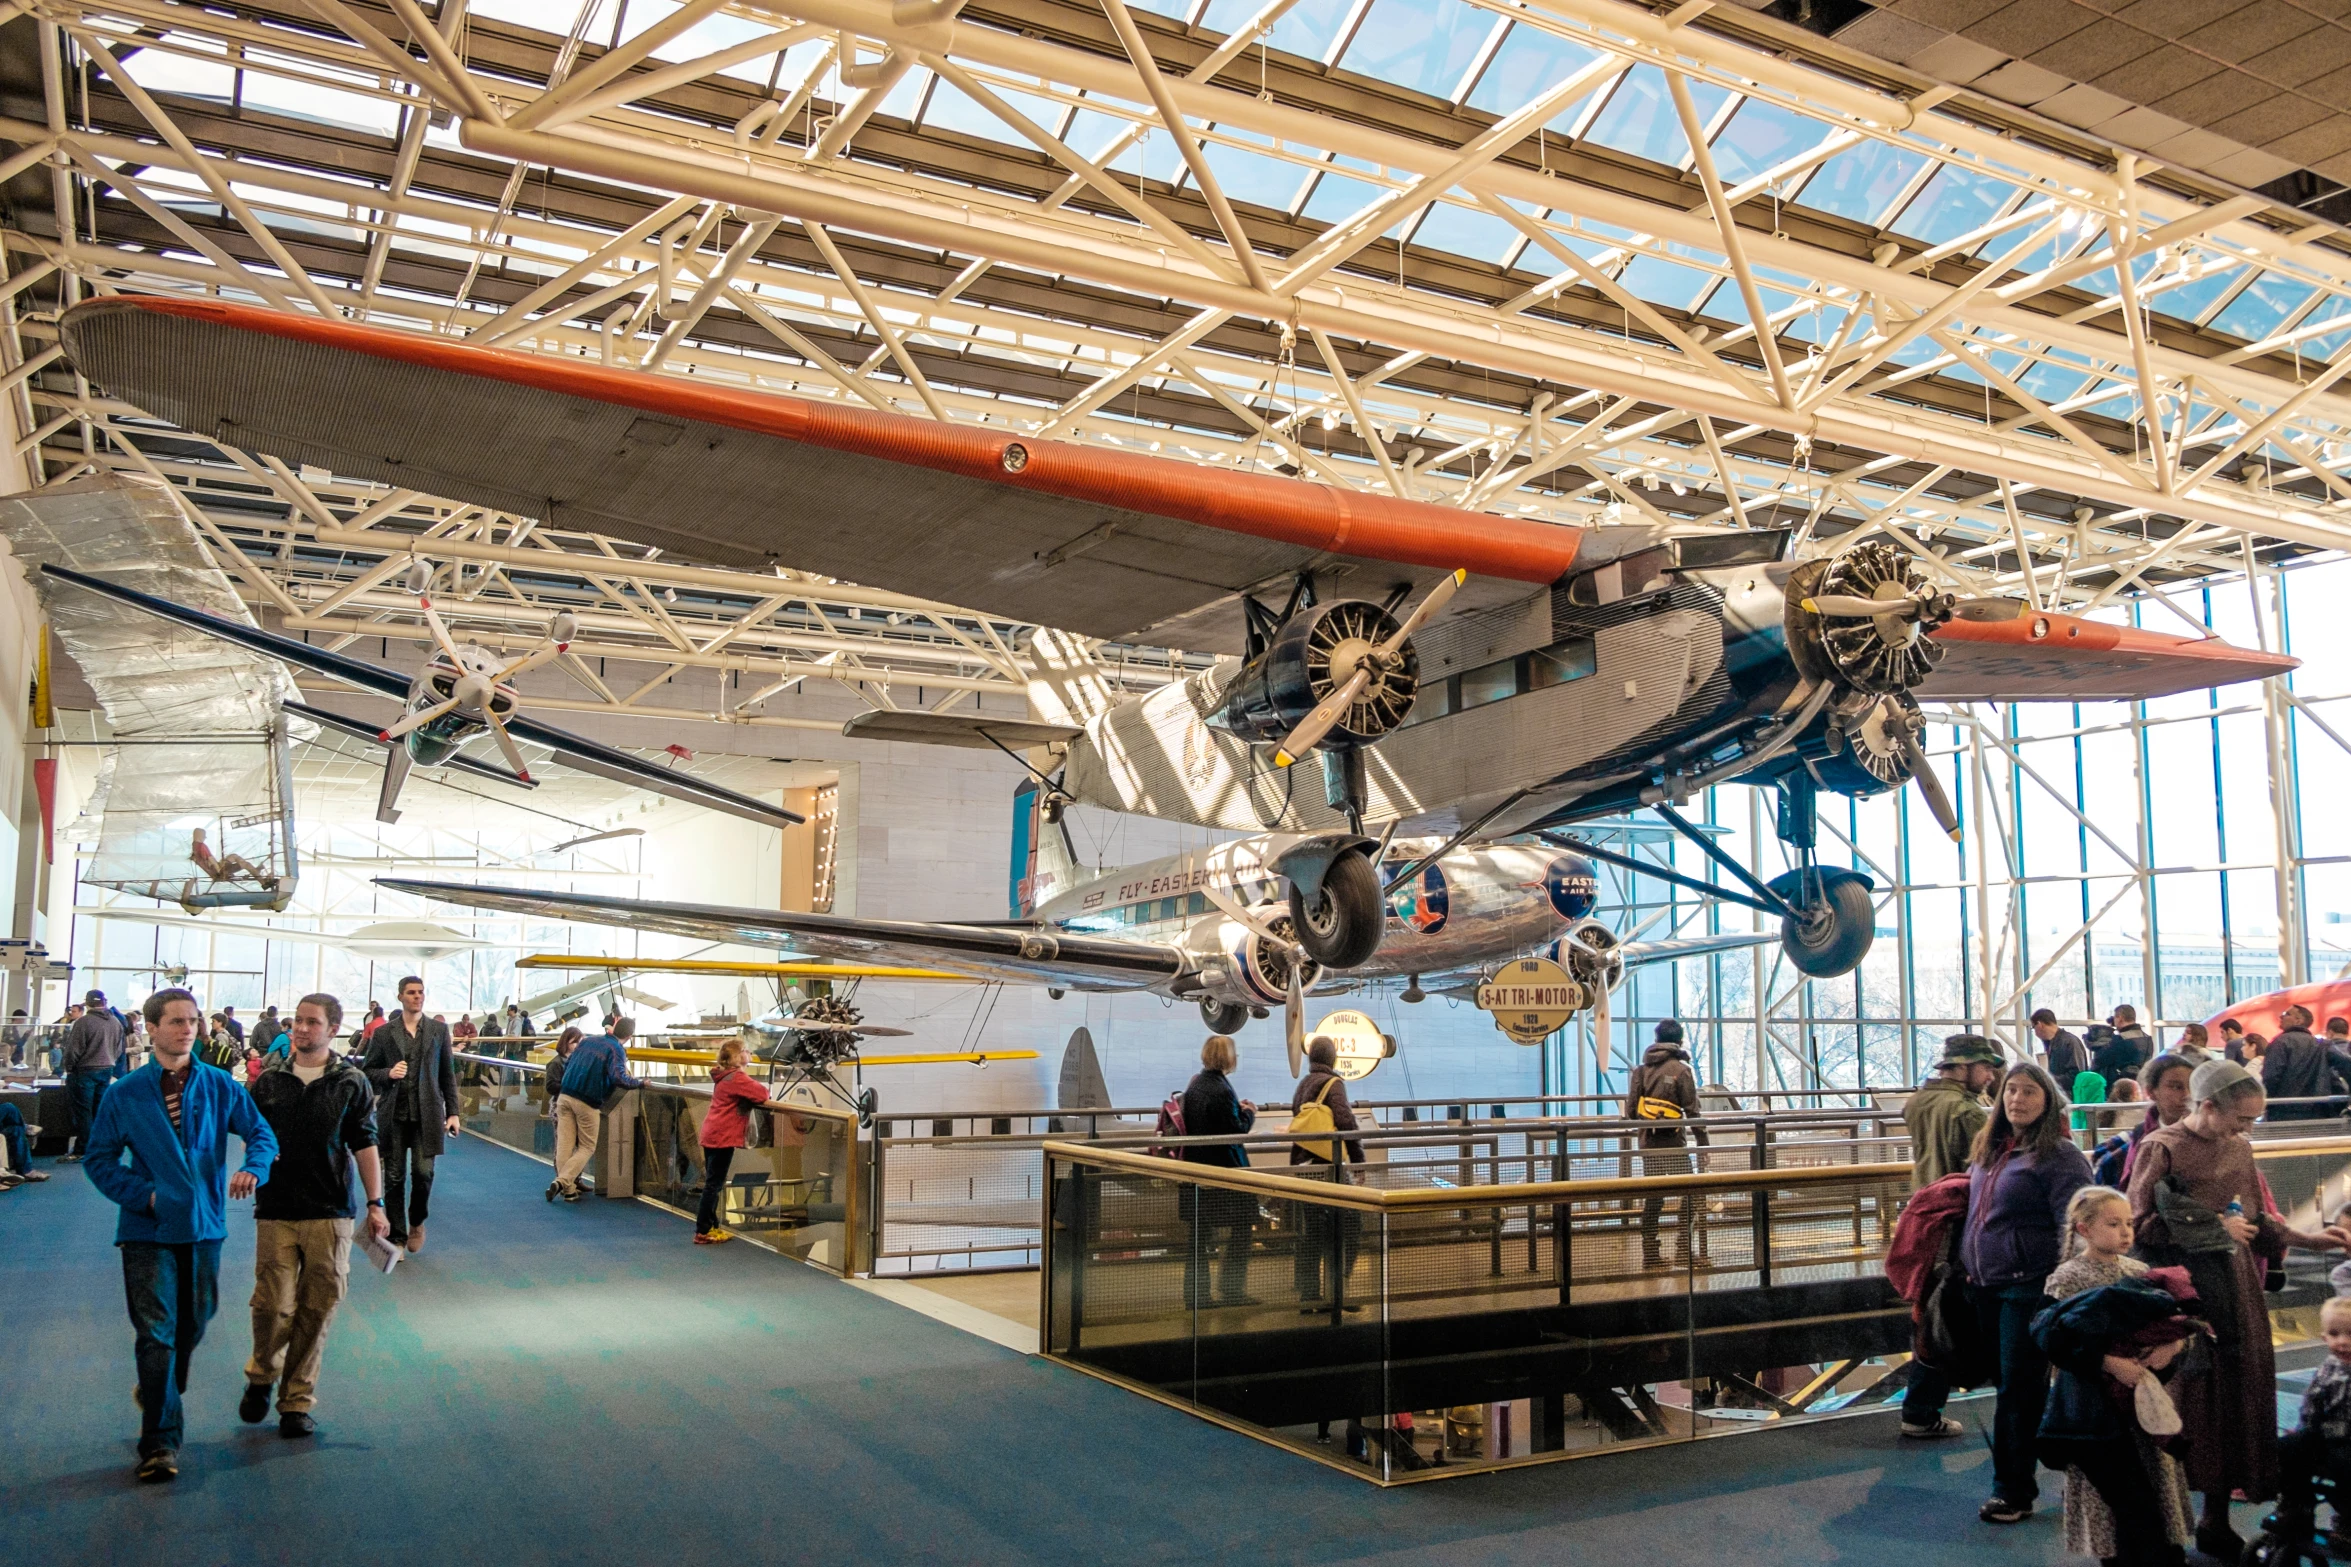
<box><xmin>1459</xmin><ymin>659</ymin><xmax>1518</xmax><ymax>709</ymax></box>
<box><xmin>1528</xmin><ymin>637</ymin><xmax>1598</xmax><ymax>689</ymax></box>
<box><xmin>1188</xmin><ymin>892</ymin><xmax>1209</xmax><ymax>916</ymax></box>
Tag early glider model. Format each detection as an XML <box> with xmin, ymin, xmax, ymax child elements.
<box><xmin>379</xmin><ymin>780</ymin><xmax>1765</xmax><ymax>1073</ymax></box>
<box><xmin>38</xmin><ymin>561</ymin><xmax>803</xmax><ymax>831</ymax></box>
<box><xmin>54</xmin><ymin>296</ymin><xmax>2295</xmax><ymax>978</ymax></box>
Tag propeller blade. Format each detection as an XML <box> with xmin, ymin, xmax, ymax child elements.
<box><xmin>1198</xmin><ymin>874</ymin><xmax>1287</xmax><ymax>948</ymax></box>
<box><xmin>377</xmin><ymin>696</ymin><xmax>460</xmax><ymax>742</ymax></box>
<box><xmin>490</xmin><ymin>643</ymin><xmax>562</xmax><ymax>684</ymax></box>
<box><xmin>1271</xmin><ymin>666</ymin><xmax>1371</xmax><ymax>769</ymax></box>
<box><xmin>1378</xmin><ymin>567</ymin><xmax>1467</xmax><ymax>658</ymax></box>
<box><xmin>1286</xmin><ymin>958</ymin><xmax>1304</xmax><ymax>1078</ymax></box>
<box><xmin>417</xmin><ymin>595</ymin><xmax>467</xmax><ymax>664</ymax></box>
<box><xmin>1900</xmin><ymin>729</ymin><xmax>1963</xmax><ymax>843</ymax></box>
<box><xmin>483</xmin><ymin>712</ymin><xmax>533</xmax><ymax>782</ymax></box>
<box><xmin>1800</xmin><ymin>592</ymin><xmax>1926</xmax><ymax>620</ymax></box>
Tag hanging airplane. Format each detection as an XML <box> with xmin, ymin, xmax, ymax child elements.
<box><xmin>374</xmin><ymin>779</ymin><xmax>1767</xmax><ymax>1074</ymax></box>
<box><xmin>81</xmin><ymin>909</ymin><xmax>494</xmax><ymax>964</ymax></box>
<box><xmin>47</xmin><ymin>294</ymin><xmax>2295</xmax><ymax>980</ymax></box>
<box><xmin>35</xmin><ymin>560</ymin><xmax>803</xmax><ymax>833</ymax></box>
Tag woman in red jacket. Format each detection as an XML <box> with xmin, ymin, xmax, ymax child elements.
<box><xmin>695</xmin><ymin>1038</ymin><xmax>771</xmax><ymax>1244</ymax></box>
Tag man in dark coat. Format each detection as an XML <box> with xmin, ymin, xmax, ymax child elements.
<box><xmin>2261</xmin><ymin>1005</ymin><xmax>2351</xmax><ymax>1120</ymax></box>
<box><xmin>359</xmin><ymin>975</ymin><xmax>456</xmax><ymax>1255</ymax></box>
<box><xmin>59</xmin><ymin>987</ymin><xmax>123</xmax><ymax>1161</ymax></box>
<box><xmin>1625</xmin><ymin>1019</ymin><xmax>1709</xmax><ymax>1268</ymax></box>
<box><xmin>2032</xmin><ymin>1009</ymin><xmax>2088</xmax><ymax>1085</ymax></box>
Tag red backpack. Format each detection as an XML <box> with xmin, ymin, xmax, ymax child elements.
<box><xmin>1148</xmin><ymin>1092</ymin><xmax>1186</xmax><ymax>1158</ymax></box>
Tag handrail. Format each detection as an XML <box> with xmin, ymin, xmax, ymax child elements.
<box><xmin>1041</xmin><ymin>1140</ymin><xmax>1912</xmax><ymax>1213</ymax></box>
<box><xmin>455</xmin><ymin>1048</ymin><xmax>860</xmax><ymax>1128</ymax></box>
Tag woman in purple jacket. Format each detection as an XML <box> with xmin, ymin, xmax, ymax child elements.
<box><xmin>1961</xmin><ymin>1059</ymin><xmax>2092</xmax><ymax>1526</ymax></box>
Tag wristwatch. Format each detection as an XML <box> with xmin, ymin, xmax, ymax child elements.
<box><xmin>366</xmin><ymin>1198</ymin><xmax>385</xmax><ymax>1208</ymax></box>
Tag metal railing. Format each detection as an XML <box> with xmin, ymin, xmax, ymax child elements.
<box><xmin>1040</xmin><ymin>1131</ymin><xmax>2351</xmax><ymax>1483</ymax></box>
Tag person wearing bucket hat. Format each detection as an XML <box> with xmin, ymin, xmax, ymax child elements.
<box><xmin>1897</xmin><ymin>1033</ymin><xmax>2004</xmax><ymax>1441</ymax></box>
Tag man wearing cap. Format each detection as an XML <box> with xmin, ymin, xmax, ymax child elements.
<box><xmin>59</xmin><ymin>987</ymin><xmax>124</xmax><ymax>1162</ymax></box>
<box><xmin>1897</xmin><ymin>1033</ymin><xmax>2003</xmax><ymax>1441</ymax></box>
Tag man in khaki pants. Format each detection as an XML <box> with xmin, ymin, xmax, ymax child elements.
<box><xmin>241</xmin><ymin>993</ymin><xmax>388</xmax><ymax>1438</ymax></box>
<box><xmin>549</xmin><ymin>1017</ymin><xmax>641</xmax><ymax>1202</ymax></box>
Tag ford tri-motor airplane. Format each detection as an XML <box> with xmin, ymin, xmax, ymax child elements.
<box><xmin>50</xmin><ymin>296</ymin><xmax>2296</xmax><ymax>982</ymax></box>
<box><xmin>379</xmin><ymin>780</ymin><xmax>1762</xmax><ymax>1072</ymax></box>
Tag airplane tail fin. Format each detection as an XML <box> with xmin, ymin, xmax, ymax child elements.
<box><xmin>1025</xmin><ymin>628</ymin><xmax>1117</xmax><ymax>727</ymax></box>
<box><xmin>1011</xmin><ymin>776</ymin><xmax>1080</xmax><ymax>917</ymax></box>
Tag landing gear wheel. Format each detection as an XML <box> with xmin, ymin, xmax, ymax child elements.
<box><xmin>1200</xmin><ymin>997</ymin><xmax>1251</xmax><ymax>1034</ymax></box>
<box><xmin>1769</xmin><ymin>868</ymin><xmax>1875</xmax><ymax>979</ymax></box>
<box><xmin>855</xmin><ymin>1086</ymin><xmax>878</xmax><ymax>1128</ymax></box>
<box><xmin>1288</xmin><ymin>850</ymin><xmax>1383</xmax><ymax>968</ymax></box>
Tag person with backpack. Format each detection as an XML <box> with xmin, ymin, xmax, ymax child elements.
<box><xmin>1175</xmin><ymin>1034</ymin><xmax>1256</xmax><ymax>1309</ymax></box>
<box><xmin>1623</xmin><ymin>1020</ymin><xmax>1708</xmax><ymax>1271</ymax></box>
<box><xmin>1288</xmin><ymin>1035</ymin><xmax>1365</xmax><ymax>1312</ymax></box>
<box><xmin>1896</xmin><ymin>1033</ymin><xmax>2001</xmax><ymax>1441</ymax></box>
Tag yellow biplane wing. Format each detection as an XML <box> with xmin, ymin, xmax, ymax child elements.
<box><xmin>517</xmin><ymin>953</ymin><xmax>971</xmax><ymax>982</ymax></box>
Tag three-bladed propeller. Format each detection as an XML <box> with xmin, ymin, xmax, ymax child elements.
<box><xmin>378</xmin><ymin>568</ymin><xmax>578</xmax><ymax>782</ymax></box>
<box><xmin>1196</xmin><ymin>861</ymin><xmax>1312</xmax><ymax>1076</ymax></box>
<box><xmin>1272</xmin><ymin>569</ymin><xmax>1465</xmax><ymax>769</ymax></box>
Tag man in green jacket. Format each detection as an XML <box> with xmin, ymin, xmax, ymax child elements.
<box><xmin>1896</xmin><ymin>1032</ymin><xmax>2004</xmax><ymax>1441</ymax></box>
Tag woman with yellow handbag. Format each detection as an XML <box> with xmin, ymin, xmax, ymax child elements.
<box><xmin>1290</xmin><ymin>1036</ymin><xmax>1365</xmax><ymax>1312</ymax></box>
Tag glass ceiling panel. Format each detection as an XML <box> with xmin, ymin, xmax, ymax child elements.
<box><xmin>120</xmin><ymin>39</ymin><xmax>236</xmax><ymax>103</ymax></box>
<box><xmin>1581</xmin><ymin>66</ymin><xmax>1728</xmax><ymax>168</ymax></box>
<box><xmin>1793</xmin><ymin>138</ymin><xmax>1927</xmax><ymax>225</ymax></box>
<box><xmin>1888</xmin><ymin>165</ymin><xmax>2016</xmax><ymax>248</ymax></box>
<box><xmin>2211</xmin><ymin>272</ymin><xmax>2318</xmax><ymax>344</ymax></box>
<box><xmin>921</xmin><ymin>80</ymin><xmax>1070</xmax><ymax>144</ymax></box>
<box><xmin>1707</xmin><ymin>98</ymin><xmax>1830</xmax><ymax>189</ymax></box>
<box><xmin>2140</xmin><ymin>261</ymin><xmax>2245</xmax><ymax>325</ymax></box>
<box><xmin>1199</xmin><ymin>0</ymin><xmax>1357</xmax><ymax>61</ymax></box>
<box><xmin>1412</xmin><ymin>201</ymin><xmax>1523</xmax><ymax>265</ymax></box>
<box><xmin>1196</xmin><ymin>137</ymin><xmax>1313</xmax><ymax>211</ymax></box>
<box><xmin>1617</xmin><ymin>249</ymin><xmax>1717</xmax><ymax>312</ymax></box>
<box><xmin>1339</xmin><ymin>0</ymin><xmax>1496</xmax><ymax>100</ymax></box>
<box><xmin>1301</xmin><ymin>171</ymin><xmax>1398</xmax><ymax>227</ymax></box>
<box><xmin>2300</xmin><ymin>302</ymin><xmax>2351</xmax><ymax>363</ymax></box>
<box><xmin>1465</xmin><ymin>24</ymin><xmax>1600</xmax><ymax>123</ymax></box>
<box><xmin>1065</xmin><ymin>107</ymin><xmax>1134</xmax><ymax>163</ymax></box>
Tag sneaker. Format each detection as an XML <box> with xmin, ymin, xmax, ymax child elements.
<box><xmin>19</xmin><ymin>1169</ymin><xmax>47</xmax><ymax>1182</ymax></box>
<box><xmin>239</xmin><ymin>1383</ymin><xmax>272</xmax><ymax>1424</ymax></box>
<box><xmin>695</xmin><ymin>1228</ymin><xmax>735</xmax><ymax>1244</ymax></box>
<box><xmin>562</xmin><ymin>1187</ymin><xmax>584</xmax><ymax>1202</ymax></box>
<box><xmin>1978</xmin><ymin>1497</ymin><xmax>2032</xmax><ymax>1524</ymax></box>
<box><xmin>1900</xmin><ymin>1416</ymin><xmax>1963</xmax><ymax>1439</ymax></box>
<box><xmin>0</xmin><ymin>1174</ymin><xmax>19</xmax><ymax>1189</ymax></box>
<box><xmin>278</xmin><ymin>1411</ymin><xmax>315</xmax><ymax>1440</ymax></box>
<box><xmin>56</xmin><ymin>1153</ymin><xmax>79</xmax><ymax>1163</ymax></box>
<box><xmin>135</xmin><ymin>1450</ymin><xmax>177</xmax><ymax>1483</ymax></box>
<box><xmin>545</xmin><ymin>1180</ymin><xmax>560</xmax><ymax>1203</ymax></box>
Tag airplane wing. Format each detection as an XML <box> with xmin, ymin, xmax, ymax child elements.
<box><xmin>841</xmin><ymin>711</ymin><xmax>1086</xmax><ymax>750</ymax></box>
<box><xmin>514</xmin><ymin>953</ymin><xmax>973</xmax><ymax>981</ymax></box>
<box><xmin>58</xmin><ymin>295</ymin><xmax>1580</xmax><ymax>653</ymax></box>
<box><xmin>1920</xmin><ymin>600</ymin><xmax>2294</xmax><ymax>700</ymax></box>
<box><xmin>40</xmin><ymin>563</ymin><xmax>803</xmax><ymax>830</ymax></box>
<box><xmin>1618</xmin><ymin>930</ymin><xmax>1778</xmax><ymax>967</ymax></box>
<box><xmin>377</xmin><ymin>877</ymin><xmax>1188</xmax><ymax>992</ymax></box>
<box><xmin>285</xmin><ymin>700</ymin><xmax>537</xmax><ymax>789</ymax></box>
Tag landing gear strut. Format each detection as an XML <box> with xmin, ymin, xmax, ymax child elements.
<box><xmin>1765</xmin><ymin>773</ymin><xmax>1876</xmax><ymax>979</ymax></box>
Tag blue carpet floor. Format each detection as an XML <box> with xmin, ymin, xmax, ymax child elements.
<box><xmin>2</xmin><ymin>1137</ymin><xmax>2119</xmax><ymax>1565</ymax></box>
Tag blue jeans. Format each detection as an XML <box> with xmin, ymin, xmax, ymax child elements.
<box><xmin>121</xmin><ymin>1240</ymin><xmax>222</xmax><ymax>1456</ymax></box>
<box><xmin>67</xmin><ymin>1070</ymin><xmax>109</xmax><ymax>1154</ymax></box>
<box><xmin>1968</xmin><ymin>1280</ymin><xmax>2052</xmax><ymax>1505</ymax></box>
<box><xmin>0</xmin><ymin>1101</ymin><xmax>28</xmax><ymax>1173</ymax></box>
<box><xmin>1902</xmin><ymin>1359</ymin><xmax>1950</xmax><ymax>1427</ymax></box>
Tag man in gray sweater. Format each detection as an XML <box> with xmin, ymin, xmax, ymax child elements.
<box><xmin>59</xmin><ymin>987</ymin><xmax>123</xmax><ymax>1161</ymax></box>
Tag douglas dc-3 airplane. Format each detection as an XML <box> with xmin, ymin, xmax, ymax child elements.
<box><xmin>37</xmin><ymin>556</ymin><xmax>802</xmax><ymax>832</ymax></box>
<box><xmin>378</xmin><ymin>778</ymin><xmax>1766</xmax><ymax>1072</ymax></box>
<box><xmin>51</xmin><ymin>296</ymin><xmax>2296</xmax><ymax>983</ymax></box>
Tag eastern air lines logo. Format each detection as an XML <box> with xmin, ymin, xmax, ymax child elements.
<box><xmin>1544</xmin><ymin>854</ymin><xmax>1599</xmax><ymax>921</ymax></box>
<box><xmin>1385</xmin><ymin>861</ymin><xmax>1449</xmax><ymax>934</ymax></box>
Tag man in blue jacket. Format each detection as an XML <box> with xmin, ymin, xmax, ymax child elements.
<box><xmin>549</xmin><ymin>1016</ymin><xmax>642</xmax><ymax>1202</ymax></box>
<box><xmin>83</xmin><ymin>986</ymin><xmax>277</xmax><ymax>1483</ymax></box>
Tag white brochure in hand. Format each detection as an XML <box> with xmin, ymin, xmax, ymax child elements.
<box><xmin>362</xmin><ymin>1228</ymin><xmax>401</xmax><ymax>1275</ymax></box>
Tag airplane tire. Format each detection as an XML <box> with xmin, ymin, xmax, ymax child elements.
<box><xmin>1776</xmin><ymin>871</ymin><xmax>1875</xmax><ymax>979</ymax></box>
<box><xmin>1289</xmin><ymin>850</ymin><xmax>1383</xmax><ymax>969</ymax></box>
<box><xmin>1200</xmin><ymin>997</ymin><xmax>1251</xmax><ymax>1034</ymax></box>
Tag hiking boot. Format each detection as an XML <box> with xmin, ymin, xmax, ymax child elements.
<box><xmin>1899</xmin><ymin>1416</ymin><xmax>1963</xmax><ymax>1439</ymax></box>
<box><xmin>278</xmin><ymin>1412</ymin><xmax>315</xmax><ymax>1439</ymax></box>
<box><xmin>135</xmin><ymin>1450</ymin><xmax>177</xmax><ymax>1483</ymax></box>
<box><xmin>239</xmin><ymin>1383</ymin><xmax>272</xmax><ymax>1424</ymax></box>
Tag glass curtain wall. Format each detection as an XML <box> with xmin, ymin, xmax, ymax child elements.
<box><xmin>1552</xmin><ymin>561</ymin><xmax>2351</xmax><ymax>1102</ymax></box>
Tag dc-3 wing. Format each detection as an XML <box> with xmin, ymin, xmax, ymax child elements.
<box><xmin>57</xmin><ymin>294</ymin><xmax>2291</xmax><ymax>692</ymax></box>
<box><xmin>40</xmin><ymin>564</ymin><xmax>802</xmax><ymax>830</ymax></box>
<box><xmin>1429</xmin><ymin>928</ymin><xmax>1773</xmax><ymax>999</ymax></box>
<box><xmin>377</xmin><ymin>878</ymin><xmax>1186</xmax><ymax>992</ymax></box>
